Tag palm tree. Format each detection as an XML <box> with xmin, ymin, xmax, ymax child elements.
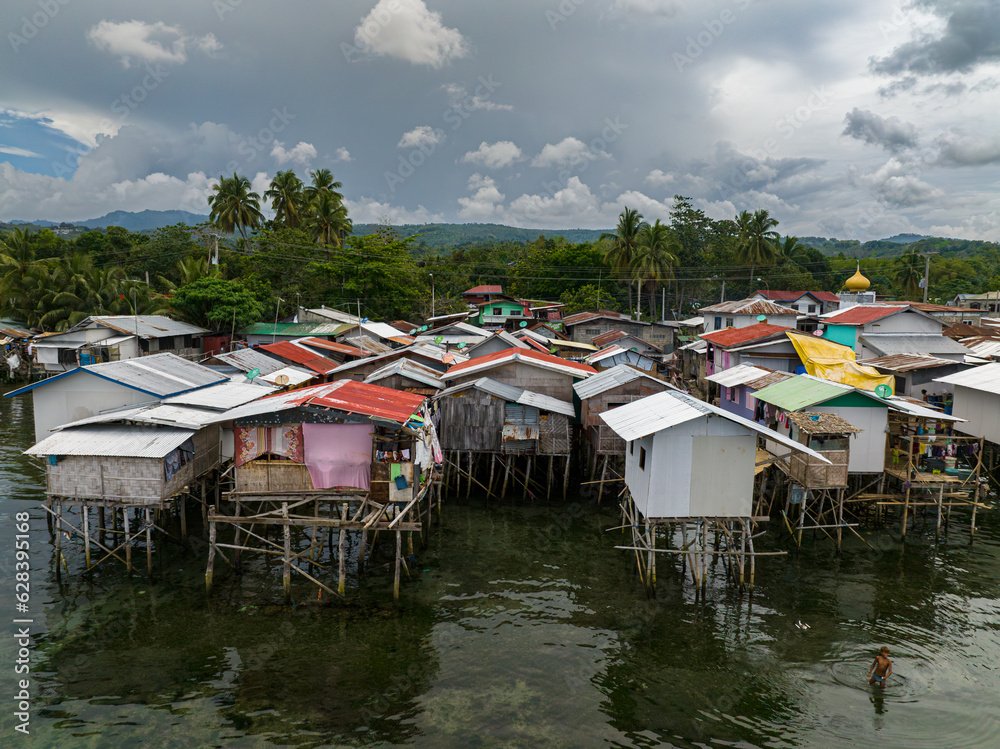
<box><xmin>304</xmin><ymin>168</ymin><xmax>344</xmax><ymax>204</ymax></box>
<box><xmin>895</xmin><ymin>249</ymin><xmax>924</xmax><ymax>299</ymax></box>
<box><xmin>736</xmin><ymin>209</ymin><xmax>779</xmax><ymax>283</ymax></box>
<box><xmin>601</xmin><ymin>207</ymin><xmax>645</xmax><ymax>312</ymax></box>
<box><xmin>265</xmin><ymin>170</ymin><xmax>304</xmax><ymax>228</ymax></box>
<box><xmin>778</xmin><ymin>235</ymin><xmax>807</xmax><ymax>266</ymax></box>
<box><xmin>0</xmin><ymin>227</ymin><xmax>37</xmax><ymax>313</ymax></box>
<box><xmin>305</xmin><ymin>192</ymin><xmax>353</xmax><ymax>253</ymax></box>
<box><xmin>208</xmin><ymin>173</ymin><xmax>264</xmax><ymax>241</ymax></box>
<box><xmin>632</xmin><ymin>219</ymin><xmax>679</xmax><ymax>320</ymax></box>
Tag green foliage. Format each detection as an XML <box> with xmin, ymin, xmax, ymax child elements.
<box><xmin>171</xmin><ymin>276</ymin><xmax>265</xmax><ymax>332</ymax></box>
<box><xmin>559</xmin><ymin>284</ymin><xmax>620</xmax><ymax>315</ymax></box>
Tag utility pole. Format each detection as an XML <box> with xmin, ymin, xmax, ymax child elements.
<box><xmin>921</xmin><ymin>252</ymin><xmax>936</xmax><ymax>303</ymax></box>
<box><xmin>429</xmin><ymin>273</ymin><xmax>435</xmax><ymax>318</ymax></box>
<box><xmin>720</xmin><ymin>279</ymin><xmax>726</xmax><ymax>303</ymax></box>
<box><xmin>272</xmin><ymin>297</ymin><xmax>283</xmax><ymax>345</ymax></box>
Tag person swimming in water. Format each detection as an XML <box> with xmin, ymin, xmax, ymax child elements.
<box><xmin>868</xmin><ymin>646</ymin><xmax>892</xmax><ymax>687</ymax></box>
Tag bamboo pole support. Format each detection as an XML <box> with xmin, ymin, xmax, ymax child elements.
<box><xmin>145</xmin><ymin>507</ymin><xmax>153</xmax><ymax>578</ymax></box>
<box><xmin>563</xmin><ymin>455</ymin><xmax>571</xmax><ymax>499</ymax></box>
<box><xmin>393</xmin><ymin>530</ymin><xmax>402</xmax><ymax>604</ymax></box>
<box><xmin>357</xmin><ymin>526</ymin><xmax>368</xmax><ymax>577</ymax></box>
<box><xmin>99</xmin><ymin>506</ymin><xmax>106</xmax><ymax>547</ymax></box>
<box><xmin>524</xmin><ymin>457</ymin><xmax>532</xmax><ymax>500</ymax></box>
<box><xmin>338</xmin><ymin>502</ymin><xmax>347</xmax><ymax>596</ymax></box>
<box><xmin>488</xmin><ymin>454</ymin><xmax>496</xmax><ymax>497</ymax></box>
<box><xmin>82</xmin><ymin>505</ymin><xmax>92</xmax><ymax>570</ymax></box>
<box><xmin>547</xmin><ymin>454</ymin><xmax>554</xmax><ymax>500</ymax></box>
<box><xmin>206</xmin><ymin>519</ymin><xmax>216</xmax><ymax>593</ymax></box>
<box><xmin>123</xmin><ymin>508</ymin><xmax>132</xmax><ymax>572</ymax></box>
<box><xmin>598</xmin><ymin>456</ymin><xmax>608</xmax><ymax>504</ymax></box>
<box><xmin>501</xmin><ymin>456</ymin><xmax>511</xmax><ymax>498</ymax></box>
<box><xmin>282</xmin><ymin>502</ymin><xmax>291</xmax><ymax>603</ymax></box>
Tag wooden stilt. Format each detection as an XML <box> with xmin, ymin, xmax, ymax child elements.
<box><xmin>547</xmin><ymin>454</ymin><xmax>554</xmax><ymax>500</ymax></box>
<box><xmin>233</xmin><ymin>500</ymin><xmax>244</xmax><ymax>573</ymax></box>
<box><xmin>98</xmin><ymin>506</ymin><xmax>106</xmax><ymax>547</ymax></box>
<box><xmin>524</xmin><ymin>457</ymin><xmax>532</xmax><ymax>500</ymax></box>
<box><xmin>144</xmin><ymin>507</ymin><xmax>153</xmax><ymax>578</ymax></box>
<box><xmin>206</xmin><ymin>518</ymin><xmax>216</xmax><ymax>593</ymax></box>
<box><xmin>597</xmin><ymin>455</ymin><xmax>609</xmax><ymax>504</ymax></box>
<box><xmin>936</xmin><ymin>484</ymin><xmax>944</xmax><ymax>538</ymax></box>
<box><xmin>488</xmin><ymin>454</ymin><xmax>497</xmax><ymax>497</ymax></box>
<box><xmin>82</xmin><ymin>505</ymin><xmax>92</xmax><ymax>570</ymax></box>
<box><xmin>563</xmin><ymin>455</ymin><xmax>571</xmax><ymax>499</ymax></box>
<box><xmin>501</xmin><ymin>456</ymin><xmax>511</xmax><ymax>498</ymax></box>
<box><xmin>393</xmin><ymin>530</ymin><xmax>402</xmax><ymax>604</ymax></box>
<box><xmin>358</xmin><ymin>527</ymin><xmax>368</xmax><ymax>577</ymax></box>
<box><xmin>179</xmin><ymin>494</ymin><xmax>188</xmax><ymax>542</ymax></box>
<box><xmin>338</xmin><ymin>502</ymin><xmax>348</xmax><ymax>596</ymax></box>
<box><xmin>282</xmin><ymin>502</ymin><xmax>291</xmax><ymax>603</ymax></box>
<box><xmin>123</xmin><ymin>508</ymin><xmax>132</xmax><ymax>572</ymax></box>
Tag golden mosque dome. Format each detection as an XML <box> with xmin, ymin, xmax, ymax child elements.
<box><xmin>844</xmin><ymin>265</ymin><xmax>871</xmax><ymax>292</ymax></box>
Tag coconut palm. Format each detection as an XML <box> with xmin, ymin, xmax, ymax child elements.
<box><xmin>601</xmin><ymin>207</ymin><xmax>645</xmax><ymax>312</ymax></box>
<box><xmin>208</xmin><ymin>173</ymin><xmax>264</xmax><ymax>241</ymax></box>
<box><xmin>632</xmin><ymin>219</ymin><xmax>679</xmax><ymax>320</ymax></box>
<box><xmin>305</xmin><ymin>192</ymin><xmax>353</xmax><ymax>252</ymax></box>
<box><xmin>895</xmin><ymin>248</ymin><xmax>924</xmax><ymax>299</ymax></box>
<box><xmin>265</xmin><ymin>170</ymin><xmax>305</xmax><ymax>228</ymax></box>
<box><xmin>736</xmin><ymin>209</ymin><xmax>780</xmax><ymax>283</ymax></box>
<box><xmin>778</xmin><ymin>235</ymin><xmax>808</xmax><ymax>265</ymax></box>
<box><xmin>304</xmin><ymin>168</ymin><xmax>344</xmax><ymax>204</ymax></box>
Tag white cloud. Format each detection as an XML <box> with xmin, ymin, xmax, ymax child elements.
<box><xmin>397</xmin><ymin>125</ymin><xmax>444</xmax><ymax>149</ymax></box>
<box><xmin>87</xmin><ymin>20</ymin><xmax>221</xmax><ymax>68</ymax></box>
<box><xmin>462</xmin><ymin>141</ymin><xmax>522</xmax><ymax>169</ymax></box>
<box><xmin>458</xmin><ymin>173</ymin><xmax>505</xmax><ymax>220</ymax></box>
<box><xmin>270</xmin><ymin>140</ymin><xmax>317</xmax><ymax>167</ymax></box>
<box><xmin>859</xmin><ymin>158</ymin><xmax>945</xmax><ymax>207</ymax></box>
<box><xmin>0</xmin><ymin>146</ymin><xmax>41</xmax><ymax>158</ymax></box>
<box><xmin>644</xmin><ymin>169</ymin><xmax>674</xmax><ymax>187</ymax></box>
<box><xmin>353</xmin><ymin>0</ymin><xmax>469</xmax><ymax>68</ymax></box>
<box><xmin>608</xmin><ymin>0</ymin><xmax>682</xmax><ymax>17</ymax></box>
<box><xmin>531</xmin><ymin>137</ymin><xmax>607</xmax><ymax>168</ymax></box>
<box><xmin>603</xmin><ymin>190</ymin><xmax>673</xmax><ymax>219</ymax></box>
<box><xmin>506</xmin><ymin>177</ymin><xmax>601</xmax><ymax>226</ymax></box>
<box><xmin>441</xmin><ymin>83</ymin><xmax>512</xmax><ymax>112</ymax></box>
<box><xmin>343</xmin><ymin>196</ymin><xmax>444</xmax><ymax>224</ymax></box>
<box><xmin>335</xmin><ymin>147</ymin><xmax>353</xmax><ymax>162</ymax></box>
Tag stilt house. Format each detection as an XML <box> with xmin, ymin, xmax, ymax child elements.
<box><xmin>443</xmin><ymin>348</ymin><xmax>596</xmax><ymax>402</ymax></box>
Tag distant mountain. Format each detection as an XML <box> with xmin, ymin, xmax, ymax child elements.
<box><xmin>77</xmin><ymin>209</ymin><xmax>209</xmax><ymax>232</ymax></box>
<box><xmin>882</xmin><ymin>233</ymin><xmax>929</xmax><ymax>244</ymax></box>
<box><xmin>353</xmin><ymin>222</ymin><xmax>609</xmax><ymax>249</ymax></box>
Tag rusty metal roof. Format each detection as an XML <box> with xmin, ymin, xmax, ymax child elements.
<box><xmin>699</xmin><ymin>299</ymin><xmax>798</xmax><ymax>315</ymax></box>
<box><xmin>211</xmin><ymin>348</ymin><xmax>287</xmax><ymax>375</ymax></box>
<box><xmin>859</xmin><ymin>354</ymin><xmax>962</xmax><ymax>372</ymax></box>
<box><xmin>700</xmin><ymin>323</ymin><xmax>793</xmax><ymax>348</ymax></box>
<box><xmin>258</xmin><ymin>341</ymin><xmax>339</xmax><ymax>374</ymax></box>
<box><xmin>75</xmin><ymin>315</ymin><xmax>209</xmax><ymax>338</ymax></box>
<box><xmin>447</xmin><ymin>346</ymin><xmax>596</xmax><ymax>378</ymax></box>
<box><xmin>436</xmin><ymin>377</ymin><xmax>575</xmax><ymax>417</ymax></box>
<box><xmin>744</xmin><ymin>369</ymin><xmax>794</xmax><ymax>390</ymax></box>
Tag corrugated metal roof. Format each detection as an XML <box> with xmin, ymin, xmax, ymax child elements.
<box><xmin>859</xmin><ymin>334</ymin><xmax>970</xmax><ymax>357</ymax></box>
<box><xmin>446</xmin><ymin>347</ymin><xmax>596</xmax><ymax>379</ymax></box>
<box><xmin>210</xmin><ymin>348</ymin><xmax>287</xmax><ymax>375</ymax></box>
<box><xmin>678</xmin><ymin>339</ymin><xmax>707</xmax><ymax>352</ymax></box>
<box><xmin>858</xmin><ymin>354</ymin><xmax>961</xmax><ymax>372</ymax></box>
<box><xmin>258</xmin><ymin>341</ymin><xmax>339</xmax><ymax>374</ymax></box>
<box><xmin>163</xmin><ymin>381</ymin><xmax>277</xmax><ymax>410</ymax></box>
<box><xmin>79</xmin><ymin>315</ymin><xmax>208</xmax><ymax>338</ymax></box>
<box><xmin>259</xmin><ymin>366</ymin><xmax>315</xmax><ymax>387</ymax></box>
<box><xmin>344</xmin><ymin>336</ymin><xmax>394</xmax><ymax>355</ymax></box>
<box><xmin>821</xmin><ymin>305</ymin><xmax>906</xmax><ymax>325</ymax></box>
<box><xmin>364</xmin><ymin>359</ymin><xmax>444</xmax><ymax>389</ymax></box>
<box><xmin>463</xmin><ymin>285</ymin><xmax>503</xmax><ymax>295</ymax></box>
<box><xmin>242</xmin><ymin>321</ymin><xmax>352</xmax><ymax>337</ymax></box>
<box><xmin>573</xmin><ymin>363</ymin><xmax>673</xmax><ymax>400</ymax></box>
<box><xmin>598</xmin><ymin>390</ymin><xmax>830</xmax><ymax>463</ymax></box>
<box><xmin>745</xmin><ymin>370</ymin><xmax>794</xmax><ymax>390</ymax></box>
<box><xmin>562</xmin><ymin>310</ymin><xmax>649</xmax><ymax>327</ymax></box>
<box><xmin>586</xmin><ymin>345</ymin><xmax>656</xmax><ymax>364</ymax></box>
<box><xmin>705</xmin><ymin>365</ymin><xmax>769</xmax><ymax>387</ymax></box>
<box><xmin>885</xmin><ymin>395</ymin><xmax>965</xmax><ymax>422</ymax></box>
<box><xmin>295</xmin><ymin>337</ymin><xmax>366</xmax><ymax>358</ymax></box>
<box><xmin>700</xmin><ymin>299</ymin><xmax>798</xmax><ymax>315</ymax></box>
<box><xmin>207</xmin><ymin>380</ymin><xmax>426</xmax><ymax>425</ymax></box>
<box><xmin>964</xmin><ymin>339</ymin><xmax>1000</xmax><ymax>358</ymax></box>
<box><xmin>752</xmin><ymin>375</ymin><xmax>861</xmax><ymax>411</ymax></box>
<box><xmin>935</xmin><ymin>362</ymin><xmax>1000</xmax><ymax>395</ymax></box>
<box><xmin>8</xmin><ymin>353</ymin><xmax>228</xmax><ymax>399</ymax></box>
<box><xmin>26</xmin><ymin>425</ymin><xmax>195</xmax><ymax>458</ymax></box>
<box><xmin>467</xmin><ymin>331</ymin><xmax>530</xmax><ymax>354</ymax></box>
<box><xmin>700</xmin><ymin>323</ymin><xmax>793</xmax><ymax>347</ymax></box>
<box><xmin>436</xmin><ymin>377</ymin><xmax>576</xmax><ymax>417</ymax></box>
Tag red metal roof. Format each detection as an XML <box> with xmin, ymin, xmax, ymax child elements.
<box><xmin>262</xmin><ymin>380</ymin><xmax>425</xmax><ymax>424</ymax></box>
<box><xmin>258</xmin><ymin>341</ymin><xmax>339</xmax><ymax>374</ymax></box>
<box><xmin>518</xmin><ymin>335</ymin><xmax>551</xmax><ymax>353</ymax></box>
<box><xmin>591</xmin><ymin>329</ymin><xmax>627</xmax><ymax>347</ymax></box>
<box><xmin>700</xmin><ymin>323</ymin><xmax>793</xmax><ymax>347</ymax></box>
<box><xmin>298</xmin><ymin>337</ymin><xmax>366</xmax><ymax>358</ymax></box>
<box><xmin>447</xmin><ymin>346</ymin><xmax>596</xmax><ymax>376</ymax></box>
<box><xmin>823</xmin><ymin>306</ymin><xmax>906</xmax><ymax>325</ymax></box>
<box><xmin>463</xmin><ymin>285</ymin><xmax>503</xmax><ymax>295</ymax></box>
<box><xmin>562</xmin><ymin>310</ymin><xmax>628</xmax><ymax>326</ymax></box>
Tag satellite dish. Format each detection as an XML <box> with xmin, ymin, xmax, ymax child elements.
<box><xmin>245</xmin><ymin>368</ymin><xmax>261</xmax><ymax>380</ymax></box>
<box><xmin>275</xmin><ymin>374</ymin><xmax>289</xmax><ymax>386</ymax></box>
<box><xmin>456</xmin><ymin>342</ymin><xmax>466</xmax><ymax>349</ymax></box>
<box><xmin>519</xmin><ymin>320</ymin><xmax>528</xmax><ymax>328</ymax></box>
<box><xmin>409</xmin><ymin>328</ymin><xmax>417</xmax><ymax>335</ymax></box>
<box><xmin>875</xmin><ymin>383</ymin><xmax>892</xmax><ymax>399</ymax></box>
<box><xmin>420</xmin><ymin>325</ymin><xmax>429</xmax><ymax>332</ymax></box>
<box><xmin>631</xmin><ymin>347</ymin><xmax>638</xmax><ymax>352</ymax></box>
<box><xmin>756</xmin><ymin>314</ymin><xmax>767</xmax><ymax>322</ymax></box>
<box><xmin>812</xmin><ymin>329</ymin><xmax>824</xmax><ymax>336</ymax></box>
<box><xmin>434</xmin><ymin>336</ymin><xmax>444</xmax><ymax>344</ymax></box>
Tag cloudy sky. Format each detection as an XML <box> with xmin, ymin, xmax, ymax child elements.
<box><xmin>2</xmin><ymin>0</ymin><xmax>1000</xmax><ymax>240</ymax></box>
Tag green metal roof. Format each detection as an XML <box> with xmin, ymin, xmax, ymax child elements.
<box><xmin>240</xmin><ymin>322</ymin><xmax>351</xmax><ymax>336</ymax></box>
<box><xmin>752</xmin><ymin>375</ymin><xmax>884</xmax><ymax>411</ymax></box>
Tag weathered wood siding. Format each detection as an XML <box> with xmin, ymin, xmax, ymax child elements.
<box><xmin>236</xmin><ymin>460</ymin><xmax>313</xmax><ymax>493</ymax></box>
<box><xmin>580</xmin><ymin>377</ymin><xmax>671</xmax><ymax>456</ymax></box>
<box><xmin>437</xmin><ymin>389</ymin><xmax>504</xmax><ymax>452</ymax></box>
<box><xmin>450</xmin><ymin>361</ymin><xmax>577</xmax><ymax>401</ymax></box>
<box><xmin>45</xmin><ymin>455</ymin><xmax>192</xmax><ymax>504</ymax></box>
<box><xmin>537</xmin><ymin>412</ymin><xmax>571</xmax><ymax>455</ymax></box>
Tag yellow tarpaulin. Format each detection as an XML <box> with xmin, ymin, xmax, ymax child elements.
<box><xmin>787</xmin><ymin>332</ymin><xmax>895</xmax><ymax>393</ymax></box>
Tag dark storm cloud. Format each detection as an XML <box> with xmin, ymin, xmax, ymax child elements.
<box><xmin>842</xmin><ymin>108</ymin><xmax>919</xmax><ymax>152</ymax></box>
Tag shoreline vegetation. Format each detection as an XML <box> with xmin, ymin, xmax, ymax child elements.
<box><xmin>2</xmin><ymin>171</ymin><xmax>999</xmax><ymax>334</ymax></box>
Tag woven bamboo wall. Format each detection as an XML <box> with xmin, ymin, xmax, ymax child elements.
<box><xmin>192</xmin><ymin>425</ymin><xmax>223</xmax><ymax>478</ymax></box>
<box><xmin>46</xmin><ymin>455</ymin><xmax>174</xmax><ymax>504</ymax></box>
<box><xmin>538</xmin><ymin>412</ymin><xmax>571</xmax><ymax>455</ymax></box>
<box><xmin>789</xmin><ymin>449</ymin><xmax>849</xmax><ymax>488</ymax></box>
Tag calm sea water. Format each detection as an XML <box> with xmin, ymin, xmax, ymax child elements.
<box><xmin>1</xmin><ymin>390</ymin><xmax>999</xmax><ymax>748</ymax></box>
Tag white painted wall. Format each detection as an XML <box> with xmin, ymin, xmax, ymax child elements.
<box><xmin>30</xmin><ymin>374</ymin><xmax>156</xmax><ymax>443</ymax></box>
<box><xmin>951</xmin><ymin>387</ymin><xmax>1000</xmax><ymax>444</ymax></box>
<box><xmin>811</xmin><ymin>405</ymin><xmax>887</xmax><ymax>473</ymax></box>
